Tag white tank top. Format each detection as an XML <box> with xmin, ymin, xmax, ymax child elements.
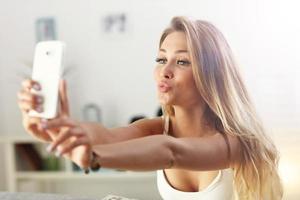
<box><xmin>157</xmin><ymin>115</ymin><xmax>234</xmax><ymax>200</ymax></box>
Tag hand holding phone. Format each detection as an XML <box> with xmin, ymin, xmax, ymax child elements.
<box><xmin>28</xmin><ymin>41</ymin><xmax>65</xmax><ymax>119</ymax></box>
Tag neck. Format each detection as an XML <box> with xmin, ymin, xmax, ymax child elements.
<box><xmin>170</xmin><ymin>104</ymin><xmax>213</xmax><ymax>137</ymax></box>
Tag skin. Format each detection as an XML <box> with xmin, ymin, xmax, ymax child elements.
<box><xmin>17</xmin><ymin>31</ymin><xmax>241</xmax><ymax>192</ymax></box>
<box><xmin>154</xmin><ymin>32</ymin><xmax>212</xmax><ymax>138</ymax></box>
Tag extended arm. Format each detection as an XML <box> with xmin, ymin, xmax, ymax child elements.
<box><xmin>45</xmin><ymin>117</ymin><xmax>164</xmax><ymax>146</ymax></box>
<box><xmin>43</xmin><ymin>117</ymin><xmax>165</xmax><ymax>169</ymax></box>
<box><xmin>93</xmin><ymin>133</ymin><xmax>242</xmax><ymax>171</ymax></box>
<box><xmin>44</xmin><ymin>116</ymin><xmax>241</xmax><ymax>171</ymax></box>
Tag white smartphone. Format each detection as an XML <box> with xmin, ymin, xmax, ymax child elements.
<box><xmin>28</xmin><ymin>41</ymin><xmax>65</xmax><ymax>119</ymax></box>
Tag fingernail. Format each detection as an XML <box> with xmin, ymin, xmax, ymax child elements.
<box><xmin>36</xmin><ymin>106</ymin><xmax>43</xmax><ymax>113</ymax></box>
<box><xmin>55</xmin><ymin>150</ymin><xmax>62</xmax><ymax>157</ymax></box>
<box><xmin>33</xmin><ymin>84</ymin><xmax>40</xmax><ymax>90</ymax></box>
<box><xmin>57</xmin><ymin>145</ymin><xmax>62</xmax><ymax>151</ymax></box>
<box><xmin>41</xmin><ymin>122</ymin><xmax>47</xmax><ymax>129</ymax></box>
<box><xmin>46</xmin><ymin>144</ymin><xmax>53</xmax><ymax>152</ymax></box>
<box><xmin>37</xmin><ymin>97</ymin><xmax>43</xmax><ymax>103</ymax></box>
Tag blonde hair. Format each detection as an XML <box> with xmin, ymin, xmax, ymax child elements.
<box><xmin>159</xmin><ymin>16</ymin><xmax>283</xmax><ymax>200</ymax></box>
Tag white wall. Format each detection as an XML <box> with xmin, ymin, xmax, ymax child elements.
<box><xmin>0</xmin><ymin>0</ymin><xmax>299</xmax><ymax>134</ymax></box>
<box><xmin>0</xmin><ymin>0</ymin><xmax>299</xmax><ymax>199</ymax></box>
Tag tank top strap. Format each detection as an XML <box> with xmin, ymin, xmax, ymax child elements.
<box><xmin>163</xmin><ymin>115</ymin><xmax>170</xmax><ymax>135</ymax></box>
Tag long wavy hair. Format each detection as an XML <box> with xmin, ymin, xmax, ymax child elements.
<box><xmin>159</xmin><ymin>16</ymin><xmax>283</xmax><ymax>200</ymax></box>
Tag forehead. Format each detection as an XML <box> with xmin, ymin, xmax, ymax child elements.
<box><xmin>160</xmin><ymin>31</ymin><xmax>188</xmax><ymax>50</ymax></box>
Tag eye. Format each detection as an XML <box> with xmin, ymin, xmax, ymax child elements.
<box><xmin>177</xmin><ymin>59</ymin><xmax>191</xmax><ymax>66</ymax></box>
<box><xmin>155</xmin><ymin>57</ymin><xmax>167</xmax><ymax>65</ymax></box>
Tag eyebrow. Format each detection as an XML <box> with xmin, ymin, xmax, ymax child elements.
<box><xmin>159</xmin><ymin>48</ymin><xmax>189</xmax><ymax>53</ymax></box>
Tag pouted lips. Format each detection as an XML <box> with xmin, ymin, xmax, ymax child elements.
<box><xmin>158</xmin><ymin>82</ymin><xmax>171</xmax><ymax>93</ymax></box>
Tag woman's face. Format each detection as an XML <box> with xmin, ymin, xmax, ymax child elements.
<box><xmin>154</xmin><ymin>31</ymin><xmax>202</xmax><ymax>107</ymax></box>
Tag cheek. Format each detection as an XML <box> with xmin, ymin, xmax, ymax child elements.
<box><xmin>187</xmin><ymin>76</ymin><xmax>199</xmax><ymax>94</ymax></box>
<box><xmin>188</xmin><ymin>74</ymin><xmax>198</xmax><ymax>89</ymax></box>
<box><xmin>177</xmin><ymin>71</ymin><xmax>195</xmax><ymax>89</ymax></box>
<box><xmin>153</xmin><ymin>66</ymin><xmax>160</xmax><ymax>82</ymax></box>
<box><xmin>176</xmin><ymin>72</ymin><xmax>201</xmax><ymax>97</ymax></box>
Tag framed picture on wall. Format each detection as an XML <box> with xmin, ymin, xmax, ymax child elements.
<box><xmin>100</xmin><ymin>12</ymin><xmax>132</xmax><ymax>40</ymax></box>
<box><xmin>35</xmin><ymin>17</ymin><xmax>57</xmax><ymax>42</ymax></box>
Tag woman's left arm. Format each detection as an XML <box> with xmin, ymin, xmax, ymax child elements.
<box><xmin>92</xmin><ymin>133</ymin><xmax>242</xmax><ymax>171</ymax></box>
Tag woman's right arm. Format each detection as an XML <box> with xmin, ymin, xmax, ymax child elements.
<box><xmin>43</xmin><ymin>116</ymin><xmax>164</xmax><ymax>169</ymax></box>
<box><xmin>80</xmin><ymin>117</ymin><xmax>164</xmax><ymax>145</ymax></box>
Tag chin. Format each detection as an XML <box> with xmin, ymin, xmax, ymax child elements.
<box><xmin>158</xmin><ymin>96</ymin><xmax>174</xmax><ymax>106</ymax></box>
<box><xmin>158</xmin><ymin>92</ymin><xmax>178</xmax><ymax>105</ymax></box>
<box><xmin>159</xmin><ymin>100</ymin><xmax>171</xmax><ymax>106</ymax></box>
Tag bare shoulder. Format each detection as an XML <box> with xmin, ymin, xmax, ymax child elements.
<box><xmin>130</xmin><ymin>117</ymin><xmax>164</xmax><ymax>135</ymax></box>
<box><xmin>212</xmin><ymin>132</ymin><xmax>243</xmax><ymax>169</ymax></box>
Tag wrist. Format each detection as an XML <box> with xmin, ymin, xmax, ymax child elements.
<box><xmin>84</xmin><ymin>151</ymin><xmax>101</xmax><ymax>174</ymax></box>
<box><xmin>80</xmin><ymin>122</ymin><xmax>110</xmax><ymax>145</ymax></box>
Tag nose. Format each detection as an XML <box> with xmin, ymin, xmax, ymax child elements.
<box><xmin>160</xmin><ymin>64</ymin><xmax>174</xmax><ymax>79</ymax></box>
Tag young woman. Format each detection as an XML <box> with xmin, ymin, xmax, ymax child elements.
<box><xmin>17</xmin><ymin>16</ymin><xmax>283</xmax><ymax>199</ymax></box>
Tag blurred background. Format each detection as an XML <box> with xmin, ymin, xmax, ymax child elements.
<box><xmin>0</xmin><ymin>0</ymin><xmax>299</xmax><ymax>199</ymax></box>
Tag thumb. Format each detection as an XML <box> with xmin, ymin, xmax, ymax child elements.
<box><xmin>59</xmin><ymin>79</ymin><xmax>70</xmax><ymax>116</ymax></box>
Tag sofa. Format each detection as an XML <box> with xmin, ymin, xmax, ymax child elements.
<box><xmin>0</xmin><ymin>192</ymin><xmax>135</xmax><ymax>200</ymax></box>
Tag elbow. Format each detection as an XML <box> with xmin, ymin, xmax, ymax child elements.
<box><xmin>163</xmin><ymin>136</ymin><xmax>178</xmax><ymax>169</ymax></box>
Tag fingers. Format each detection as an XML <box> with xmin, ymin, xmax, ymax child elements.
<box><xmin>18</xmin><ymin>100</ymin><xmax>41</xmax><ymax>113</ymax></box>
<box><xmin>21</xmin><ymin>79</ymin><xmax>41</xmax><ymax>92</ymax></box>
<box><xmin>23</xmin><ymin>117</ymin><xmax>42</xmax><ymax>132</ymax></box>
<box><xmin>59</xmin><ymin>79</ymin><xmax>70</xmax><ymax>116</ymax></box>
<box><xmin>17</xmin><ymin>89</ymin><xmax>42</xmax><ymax>102</ymax></box>
<box><xmin>48</xmin><ymin>126</ymin><xmax>85</xmax><ymax>153</ymax></box>
<box><xmin>46</xmin><ymin>126</ymin><xmax>91</xmax><ymax>169</ymax></box>
<box><xmin>56</xmin><ymin>137</ymin><xmax>89</xmax><ymax>157</ymax></box>
<box><xmin>43</xmin><ymin>118</ymin><xmax>92</xmax><ymax>170</ymax></box>
<box><xmin>17</xmin><ymin>90</ymin><xmax>44</xmax><ymax>113</ymax></box>
<box><xmin>18</xmin><ymin>79</ymin><xmax>43</xmax><ymax>114</ymax></box>
<box><xmin>42</xmin><ymin>116</ymin><xmax>76</xmax><ymax>130</ymax></box>
<box><xmin>24</xmin><ymin>117</ymin><xmax>42</xmax><ymax>128</ymax></box>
